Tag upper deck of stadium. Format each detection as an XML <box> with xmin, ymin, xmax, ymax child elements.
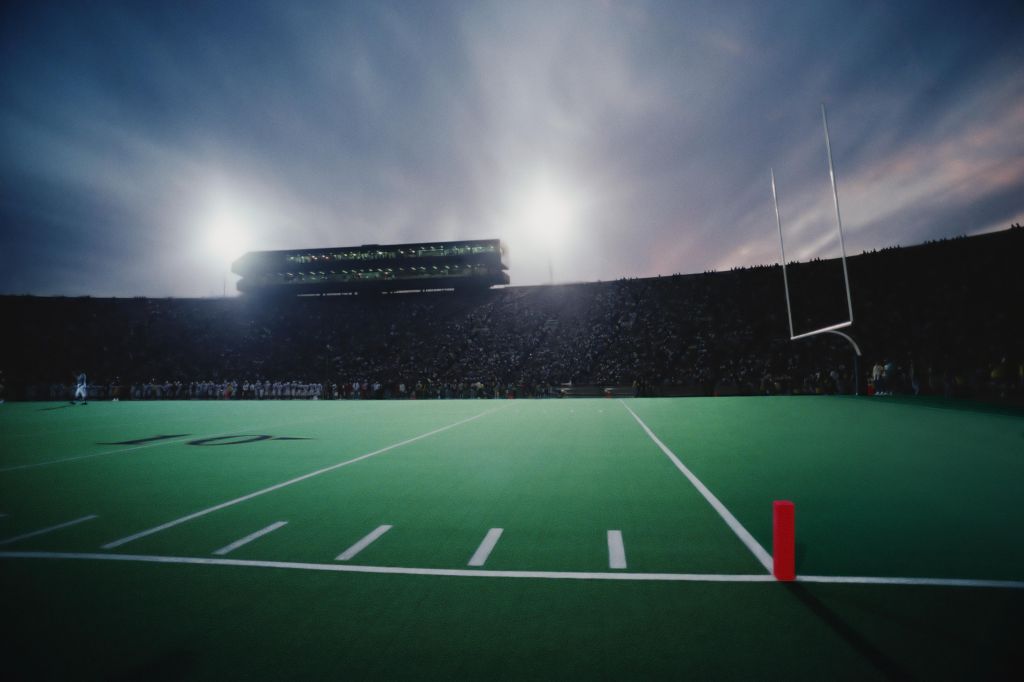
<box><xmin>231</xmin><ymin>239</ymin><xmax>510</xmax><ymax>295</ymax></box>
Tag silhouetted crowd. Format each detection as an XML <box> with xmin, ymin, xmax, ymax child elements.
<box><xmin>3</xmin><ymin>225</ymin><xmax>1021</xmax><ymax>404</ymax></box>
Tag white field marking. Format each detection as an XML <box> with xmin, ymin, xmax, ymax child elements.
<box><xmin>468</xmin><ymin>528</ymin><xmax>504</xmax><ymax>567</ymax></box>
<box><xmin>607</xmin><ymin>530</ymin><xmax>627</xmax><ymax>569</ymax></box>
<box><xmin>619</xmin><ymin>400</ymin><xmax>774</xmax><ymax>573</ymax></box>
<box><xmin>0</xmin><ymin>413</ymin><xmax>332</xmax><ymax>473</ymax></box>
<box><xmin>0</xmin><ymin>515</ymin><xmax>97</xmax><ymax>546</ymax></box>
<box><xmin>0</xmin><ymin>550</ymin><xmax>775</xmax><ymax>583</ymax></box>
<box><xmin>102</xmin><ymin>406</ymin><xmax>503</xmax><ymax>550</ymax></box>
<box><xmin>213</xmin><ymin>521</ymin><xmax>288</xmax><ymax>556</ymax></box>
<box><xmin>4</xmin><ymin>551</ymin><xmax>1023</xmax><ymax>590</ymax></box>
<box><xmin>795</xmin><ymin>574</ymin><xmax>1024</xmax><ymax>589</ymax></box>
<box><xmin>336</xmin><ymin>525</ymin><xmax>392</xmax><ymax>561</ymax></box>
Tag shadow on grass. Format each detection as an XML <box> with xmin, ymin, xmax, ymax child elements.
<box><xmin>785</xmin><ymin>583</ymin><xmax>913</xmax><ymax>681</ymax></box>
<box><xmin>108</xmin><ymin>647</ymin><xmax>197</xmax><ymax>681</ymax></box>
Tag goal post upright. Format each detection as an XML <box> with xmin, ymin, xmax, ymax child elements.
<box><xmin>822</xmin><ymin>103</ymin><xmax>855</xmax><ymax>325</ymax></box>
<box><xmin>772</xmin><ymin>104</ymin><xmax>863</xmax><ymax>391</ymax></box>
<box><xmin>771</xmin><ymin>168</ymin><xmax>797</xmax><ymax>339</ymax></box>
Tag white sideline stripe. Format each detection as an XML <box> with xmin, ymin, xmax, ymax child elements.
<box><xmin>102</xmin><ymin>407</ymin><xmax>502</xmax><ymax>550</ymax></box>
<box><xmin>336</xmin><ymin>525</ymin><xmax>392</xmax><ymax>561</ymax></box>
<box><xmin>608</xmin><ymin>530</ymin><xmax>627</xmax><ymax>569</ymax></box>
<box><xmin>468</xmin><ymin>528</ymin><xmax>504</xmax><ymax>567</ymax></box>
<box><xmin>3</xmin><ymin>551</ymin><xmax>1022</xmax><ymax>590</ymax></box>
<box><xmin>619</xmin><ymin>400</ymin><xmax>774</xmax><ymax>573</ymax></box>
<box><xmin>0</xmin><ymin>550</ymin><xmax>774</xmax><ymax>582</ymax></box>
<box><xmin>213</xmin><ymin>521</ymin><xmax>287</xmax><ymax>556</ymax></box>
<box><xmin>0</xmin><ymin>414</ymin><xmax>332</xmax><ymax>473</ymax></box>
<box><xmin>0</xmin><ymin>515</ymin><xmax>97</xmax><ymax>546</ymax></box>
<box><xmin>796</xmin><ymin>574</ymin><xmax>1024</xmax><ymax>589</ymax></box>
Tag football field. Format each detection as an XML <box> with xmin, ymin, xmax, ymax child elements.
<box><xmin>1</xmin><ymin>397</ymin><xmax>1022</xmax><ymax>679</ymax></box>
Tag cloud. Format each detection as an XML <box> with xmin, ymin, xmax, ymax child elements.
<box><xmin>0</xmin><ymin>0</ymin><xmax>1022</xmax><ymax>296</ymax></box>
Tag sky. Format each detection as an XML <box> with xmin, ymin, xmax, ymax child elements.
<box><xmin>1</xmin><ymin>0</ymin><xmax>1022</xmax><ymax>297</ymax></box>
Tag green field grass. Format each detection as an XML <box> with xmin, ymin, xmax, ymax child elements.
<box><xmin>1</xmin><ymin>397</ymin><xmax>1022</xmax><ymax>679</ymax></box>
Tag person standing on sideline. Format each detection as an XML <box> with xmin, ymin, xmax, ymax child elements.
<box><xmin>871</xmin><ymin>361</ymin><xmax>884</xmax><ymax>395</ymax></box>
<box><xmin>72</xmin><ymin>371</ymin><xmax>88</xmax><ymax>405</ymax></box>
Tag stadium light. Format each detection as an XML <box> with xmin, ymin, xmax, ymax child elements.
<box><xmin>511</xmin><ymin>171</ymin><xmax>586</xmax><ymax>285</ymax></box>
<box><xmin>523</xmin><ymin>181</ymin><xmax>575</xmax><ymax>250</ymax></box>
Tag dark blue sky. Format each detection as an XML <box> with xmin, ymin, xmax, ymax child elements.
<box><xmin>2</xmin><ymin>0</ymin><xmax>1022</xmax><ymax>296</ymax></box>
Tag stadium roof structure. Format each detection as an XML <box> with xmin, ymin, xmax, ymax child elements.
<box><xmin>231</xmin><ymin>238</ymin><xmax>509</xmax><ymax>295</ymax></box>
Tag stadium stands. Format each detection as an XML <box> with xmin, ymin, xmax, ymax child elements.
<box><xmin>2</xmin><ymin>225</ymin><xmax>1021</xmax><ymax>403</ymax></box>
<box><xmin>232</xmin><ymin>239</ymin><xmax>509</xmax><ymax>295</ymax></box>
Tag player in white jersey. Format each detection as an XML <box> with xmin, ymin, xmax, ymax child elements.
<box><xmin>72</xmin><ymin>371</ymin><xmax>88</xmax><ymax>405</ymax></box>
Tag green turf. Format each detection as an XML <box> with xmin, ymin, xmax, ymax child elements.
<box><xmin>1</xmin><ymin>397</ymin><xmax>1022</xmax><ymax>679</ymax></box>
<box><xmin>627</xmin><ymin>396</ymin><xmax>1024</xmax><ymax>580</ymax></box>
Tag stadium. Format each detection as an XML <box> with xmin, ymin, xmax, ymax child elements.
<box><xmin>3</xmin><ymin>2</ymin><xmax>1024</xmax><ymax>680</ymax></box>
<box><xmin>3</xmin><ymin>226</ymin><xmax>1023</xmax><ymax>678</ymax></box>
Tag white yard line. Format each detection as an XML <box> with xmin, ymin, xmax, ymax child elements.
<box><xmin>3</xmin><ymin>550</ymin><xmax>1022</xmax><ymax>589</ymax></box>
<box><xmin>468</xmin><ymin>528</ymin><xmax>504</xmax><ymax>567</ymax></box>
<box><xmin>0</xmin><ymin>515</ymin><xmax>97</xmax><ymax>546</ymax></box>
<box><xmin>619</xmin><ymin>400</ymin><xmax>773</xmax><ymax>573</ymax></box>
<box><xmin>336</xmin><ymin>525</ymin><xmax>392</xmax><ymax>561</ymax></box>
<box><xmin>102</xmin><ymin>407</ymin><xmax>503</xmax><ymax>550</ymax></box>
<box><xmin>213</xmin><ymin>521</ymin><xmax>288</xmax><ymax>556</ymax></box>
<box><xmin>607</xmin><ymin>530</ymin><xmax>627</xmax><ymax>569</ymax></box>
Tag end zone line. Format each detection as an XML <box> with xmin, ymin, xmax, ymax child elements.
<box><xmin>0</xmin><ymin>515</ymin><xmax>98</xmax><ymax>546</ymax></box>
<box><xmin>619</xmin><ymin>400</ymin><xmax>773</xmax><ymax>573</ymax></box>
<box><xmin>2</xmin><ymin>551</ymin><xmax>1022</xmax><ymax>590</ymax></box>
<box><xmin>101</xmin><ymin>407</ymin><xmax>504</xmax><ymax>550</ymax></box>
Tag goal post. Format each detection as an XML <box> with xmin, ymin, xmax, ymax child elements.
<box><xmin>772</xmin><ymin>104</ymin><xmax>863</xmax><ymax>389</ymax></box>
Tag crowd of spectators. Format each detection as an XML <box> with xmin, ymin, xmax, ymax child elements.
<box><xmin>3</xmin><ymin>225</ymin><xmax>1021</xmax><ymax>404</ymax></box>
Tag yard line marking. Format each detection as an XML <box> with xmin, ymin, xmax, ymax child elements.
<box><xmin>0</xmin><ymin>413</ymin><xmax>331</xmax><ymax>473</ymax></box>
<box><xmin>0</xmin><ymin>515</ymin><xmax>97</xmax><ymax>546</ymax></box>
<box><xmin>607</xmin><ymin>530</ymin><xmax>627</xmax><ymax>569</ymax></box>
<box><xmin>4</xmin><ymin>551</ymin><xmax>1024</xmax><ymax>590</ymax></box>
<box><xmin>619</xmin><ymin>400</ymin><xmax>773</xmax><ymax>573</ymax></box>
<box><xmin>213</xmin><ymin>521</ymin><xmax>287</xmax><ymax>556</ymax></box>
<box><xmin>468</xmin><ymin>528</ymin><xmax>504</xmax><ymax>567</ymax></box>
<box><xmin>102</xmin><ymin>407</ymin><xmax>504</xmax><ymax>550</ymax></box>
<box><xmin>337</xmin><ymin>525</ymin><xmax>392</xmax><ymax>561</ymax></box>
